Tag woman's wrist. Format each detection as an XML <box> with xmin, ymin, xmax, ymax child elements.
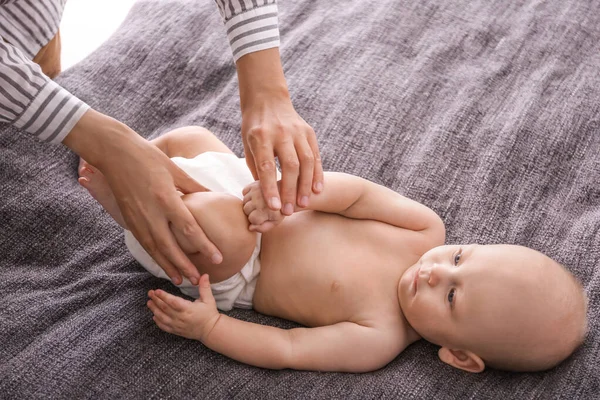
<box><xmin>236</xmin><ymin>48</ymin><xmax>291</xmax><ymax>112</ymax></box>
<box><xmin>62</xmin><ymin>109</ymin><xmax>142</xmax><ymax>169</ymax></box>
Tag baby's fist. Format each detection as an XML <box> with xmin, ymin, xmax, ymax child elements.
<box><xmin>242</xmin><ymin>181</ymin><xmax>286</xmax><ymax>233</ymax></box>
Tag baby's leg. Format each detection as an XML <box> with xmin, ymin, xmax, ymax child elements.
<box><xmin>78</xmin><ymin>161</ymin><xmax>127</xmax><ymax>228</ymax></box>
<box><xmin>178</xmin><ymin>192</ymin><xmax>257</xmax><ymax>283</ymax></box>
<box><xmin>79</xmin><ymin>164</ymin><xmax>256</xmax><ymax>283</ymax></box>
<box><xmin>152</xmin><ymin>126</ymin><xmax>235</xmax><ymax>159</ymax></box>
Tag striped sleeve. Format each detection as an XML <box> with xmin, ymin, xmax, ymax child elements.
<box><xmin>0</xmin><ymin>0</ymin><xmax>65</xmax><ymax>59</ymax></box>
<box><xmin>0</xmin><ymin>37</ymin><xmax>89</xmax><ymax>143</ymax></box>
<box><xmin>213</xmin><ymin>0</ymin><xmax>280</xmax><ymax>62</ymax></box>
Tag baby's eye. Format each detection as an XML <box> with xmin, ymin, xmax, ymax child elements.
<box><xmin>448</xmin><ymin>288</ymin><xmax>456</xmax><ymax>305</ymax></box>
<box><xmin>453</xmin><ymin>250</ymin><xmax>462</xmax><ymax>265</ymax></box>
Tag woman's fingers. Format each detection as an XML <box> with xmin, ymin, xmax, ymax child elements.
<box><xmin>247</xmin><ymin>131</ymin><xmax>281</xmax><ymax>212</ymax></box>
<box><xmin>241</xmin><ymin>101</ymin><xmax>323</xmax><ymax>214</ymax></box>
<box><xmin>306</xmin><ymin>127</ymin><xmax>324</xmax><ymax>194</ymax></box>
<box><xmin>273</xmin><ymin>140</ymin><xmax>300</xmax><ymax>216</ymax></box>
<box><xmin>165</xmin><ymin>199</ymin><xmax>222</xmax><ymax>266</ymax></box>
<box><xmin>169</xmin><ymin>166</ymin><xmax>223</xmax><ymax>266</ymax></box>
<box><xmin>243</xmin><ymin>136</ymin><xmax>259</xmax><ymax>181</ymax></box>
<box><xmin>106</xmin><ymin>146</ymin><xmax>226</xmax><ymax>285</ymax></box>
<box><xmin>65</xmin><ymin>111</ymin><xmax>222</xmax><ymax>287</ymax></box>
<box><xmin>294</xmin><ymin>136</ymin><xmax>315</xmax><ymax>208</ymax></box>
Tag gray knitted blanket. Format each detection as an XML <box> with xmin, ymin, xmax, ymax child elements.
<box><xmin>1</xmin><ymin>0</ymin><xmax>598</xmax><ymax>398</ymax></box>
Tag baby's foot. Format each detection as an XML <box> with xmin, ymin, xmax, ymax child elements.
<box><xmin>78</xmin><ymin>159</ymin><xmax>128</xmax><ymax>229</ymax></box>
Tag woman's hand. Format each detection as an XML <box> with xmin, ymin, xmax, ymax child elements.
<box><xmin>64</xmin><ymin>109</ymin><xmax>222</xmax><ymax>285</ymax></box>
<box><xmin>237</xmin><ymin>49</ymin><xmax>324</xmax><ymax>216</ymax></box>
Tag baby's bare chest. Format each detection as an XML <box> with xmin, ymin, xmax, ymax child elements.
<box><xmin>253</xmin><ymin>212</ymin><xmax>420</xmax><ymax>326</ymax></box>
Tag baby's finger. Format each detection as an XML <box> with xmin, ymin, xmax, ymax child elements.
<box><xmin>242</xmin><ymin>191</ymin><xmax>251</xmax><ymax>205</ymax></box>
<box><xmin>248</xmin><ymin>210</ymin><xmax>268</xmax><ymax>226</ymax></box>
<box><xmin>153</xmin><ymin>316</ymin><xmax>174</xmax><ymax>334</ymax></box>
<box><xmin>148</xmin><ymin>291</ymin><xmax>173</xmax><ymax>315</ymax></box>
<box><xmin>198</xmin><ymin>274</ymin><xmax>216</xmax><ymax>307</ymax></box>
<box><xmin>154</xmin><ymin>289</ymin><xmax>188</xmax><ymax>312</ymax></box>
<box><xmin>242</xmin><ymin>184</ymin><xmax>253</xmax><ymax>196</ymax></box>
<box><xmin>243</xmin><ymin>200</ymin><xmax>257</xmax><ymax>216</ymax></box>
<box><xmin>256</xmin><ymin>221</ymin><xmax>277</xmax><ymax>233</ymax></box>
<box><xmin>147</xmin><ymin>299</ymin><xmax>173</xmax><ymax>324</ymax></box>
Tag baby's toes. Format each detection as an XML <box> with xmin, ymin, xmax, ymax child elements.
<box><xmin>78</xmin><ymin>165</ymin><xmax>93</xmax><ymax>183</ymax></box>
<box><xmin>78</xmin><ymin>176</ymin><xmax>97</xmax><ymax>199</ymax></box>
<box><xmin>78</xmin><ymin>158</ymin><xmax>88</xmax><ymax>175</ymax></box>
<box><xmin>78</xmin><ymin>159</ymin><xmax>99</xmax><ymax>177</ymax></box>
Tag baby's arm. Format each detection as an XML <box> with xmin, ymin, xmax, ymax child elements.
<box><xmin>309</xmin><ymin>172</ymin><xmax>443</xmax><ymax>232</ymax></box>
<box><xmin>148</xmin><ymin>275</ymin><xmax>402</xmax><ymax>372</ymax></box>
<box><xmin>244</xmin><ymin>172</ymin><xmax>444</xmax><ymax>242</ymax></box>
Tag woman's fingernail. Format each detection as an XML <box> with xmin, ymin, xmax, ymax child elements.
<box><xmin>283</xmin><ymin>203</ymin><xmax>294</xmax><ymax>215</ymax></box>
<box><xmin>270</xmin><ymin>197</ymin><xmax>281</xmax><ymax>209</ymax></box>
<box><xmin>211</xmin><ymin>253</ymin><xmax>222</xmax><ymax>264</ymax></box>
<box><xmin>300</xmin><ymin>196</ymin><xmax>309</xmax><ymax>207</ymax></box>
<box><xmin>315</xmin><ymin>182</ymin><xmax>323</xmax><ymax>192</ymax></box>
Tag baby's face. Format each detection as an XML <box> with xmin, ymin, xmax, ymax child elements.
<box><xmin>398</xmin><ymin>244</ymin><xmax>557</xmax><ymax>352</ymax></box>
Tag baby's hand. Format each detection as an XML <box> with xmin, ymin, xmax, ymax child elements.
<box><xmin>242</xmin><ymin>181</ymin><xmax>286</xmax><ymax>233</ymax></box>
<box><xmin>147</xmin><ymin>274</ymin><xmax>220</xmax><ymax>342</ymax></box>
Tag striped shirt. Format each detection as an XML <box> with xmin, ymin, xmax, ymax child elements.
<box><xmin>0</xmin><ymin>0</ymin><xmax>280</xmax><ymax>144</ymax></box>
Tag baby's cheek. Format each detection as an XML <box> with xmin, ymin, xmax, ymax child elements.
<box><xmin>406</xmin><ymin>301</ymin><xmax>435</xmax><ymax>331</ymax></box>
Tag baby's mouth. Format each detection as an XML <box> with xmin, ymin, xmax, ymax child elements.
<box><xmin>412</xmin><ymin>266</ymin><xmax>420</xmax><ymax>296</ymax></box>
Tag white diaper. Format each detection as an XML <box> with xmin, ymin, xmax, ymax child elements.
<box><xmin>124</xmin><ymin>151</ymin><xmax>268</xmax><ymax>311</ymax></box>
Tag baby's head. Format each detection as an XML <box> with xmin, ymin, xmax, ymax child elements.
<box><xmin>398</xmin><ymin>244</ymin><xmax>588</xmax><ymax>372</ymax></box>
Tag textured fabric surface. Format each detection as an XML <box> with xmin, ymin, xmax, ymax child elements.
<box><xmin>1</xmin><ymin>0</ymin><xmax>599</xmax><ymax>398</ymax></box>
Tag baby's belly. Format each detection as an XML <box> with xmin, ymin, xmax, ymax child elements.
<box><xmin>253</xmin><ymin>212</ymin><xmax>413</xmax><ymax>327</ymax></box>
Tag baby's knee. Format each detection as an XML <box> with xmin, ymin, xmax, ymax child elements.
<box><xmin>176</xmin><ymin>192</ymin><xmax>257</xmax><ymax>282</ymax></box>
<box><xmin>169</xmin><ymin>125</ymin><xmax>216</xmax><ymax>141</ymax></box>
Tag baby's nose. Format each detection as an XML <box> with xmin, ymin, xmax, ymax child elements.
<box><xmin>421</xmin><ymin>264</ymin><xmax>443</xmax><ymax>287</ymax></box>
<box><xmin>418</xmin><ymin>265</ymin><xmax>432</xmax><ymax>286</ymax></box>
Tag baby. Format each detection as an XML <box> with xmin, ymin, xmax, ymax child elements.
<box><xmin>78</xmin><ymin>126</ymin><xmax>588</xmax><ymax>373</ymax></box>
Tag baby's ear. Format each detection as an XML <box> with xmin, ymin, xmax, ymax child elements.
<box><xmin>438</xmin><ymin>347</ymin><xmax>485</xmax><ymax>373</ymax></box>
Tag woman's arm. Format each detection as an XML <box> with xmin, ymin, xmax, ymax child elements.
<box><xmin>0</xmin><ymin>37</ymin><xmax>88</xmax><ymax>143</ymax></box>
<box><xmin>212</xmin><ymin>1</ymin><xmax>324</xmax><ymax>215</ymax></box>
